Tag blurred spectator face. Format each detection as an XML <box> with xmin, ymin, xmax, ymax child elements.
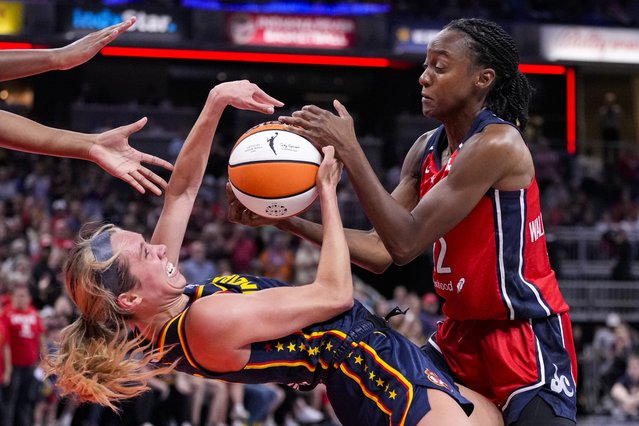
<box><xmin>11</xmin><ymin>285</ymin><xmax>31</xmax><ymax>310</ymax></box>
<box><xmin>189</xmin><ymin>241</ymin><xmax>207</xmax><ymax>262</ymax></box>
<box><xmin>421</xmin><ymin>293</ymin><xmax>440</xmax><ymax>314</ymax></box>
<box><xmin>615</xmin><ymin>324</ymin><xmax>633</xmax><ymax>350</ymax></box>
<box><xmin>393</xmin><ymin>285</ymin><xmax>407</xmax><ymax>304</ymax></box>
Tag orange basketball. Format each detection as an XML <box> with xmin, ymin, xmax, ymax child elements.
<box><xmin>228</xmin><ymin>122</ymin><xmax>322</xmax><ymax>218</ymax></box>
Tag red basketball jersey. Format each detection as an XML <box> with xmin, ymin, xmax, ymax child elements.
<box><xmin>418</xmin><ymin>110</ymin><xmax>569</xmax><ymax>321</ymax></box>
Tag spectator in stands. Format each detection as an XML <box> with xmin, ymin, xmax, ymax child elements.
<box><xmin>190</xmin><ymin>377</ymin><xmax>231</xmax><ymax>426</ymax></box>
<box><xmin>258</xmin><ymin>232</ymin><xmax>295</xmax><ymax>282</ymax></box>
<box><xmin>602</xmin><ymin>225</ymin><xmax>634</xmax><ymax>281</ymax></box>
<box><xmin>293</xmin><ymin>239</ymin><xmax>320</xmax><ymax>284</ymax></box>
<box><xmin>610</xmin><ymin>351</ymin><xmax>639</xmax><ymax>421</ymax></box>
<box><xmin>601</xmin><ymin>322</ymin><xmax>639</xmax><ymax>396</ymax></box>
<box><xmin>420</xmin><ymin>292</ymin><xmax>443</xmax><ymax>338</ymax></box>
<box><xmin>2</xmin><ymin>283</ymin><xmax>45</xmax><ymax>426</ymax></box>
<box><xmin>0</xmin><ymin>315</ymin><xmax>10</xmax><ymax>426</ymax></box>
<box><xmin>181</xmin><ymin>240</ymin><xmax>217</xmax><ymax>283</ymax></box>
<box><xmin>229</xmin><ymin>226</ymin><xmax>258</xmax><ymax>274</ymax></box>
<box><xmin>598</xmin><ymin>92</ymin><xmax>624</xmax><ymax>172</ymax></box>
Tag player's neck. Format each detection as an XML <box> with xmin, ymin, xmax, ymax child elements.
<box><xmin>442</xmin><ymin>107</ymin><xmax>485</xmax><ymax>150</ymax></box>
<box><xmin>133</xmin><ymin>294</ymin><xmax>190</xmax><ymax>342</ymax></box>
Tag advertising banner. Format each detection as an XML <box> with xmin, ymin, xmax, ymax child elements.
<box><xmin>226</xmin><ymin>12</ymin><xmax>356</xmax><ymax>49</ymax></box>
<box><xmin>541</xmin><ymin>25</ymin><xmax>639</xmax><ymax>64</ymax></box>
<box><xmin>60</xmin><ymin>6</ymin><xmax>186</xmax><ymax>41</ymax></box>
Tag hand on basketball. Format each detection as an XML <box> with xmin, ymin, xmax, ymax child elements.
<box><xmin>316</xmin><ymin>146</ymin><xmax>342</xmax><ymax>192</ymax></box>
<box><xmin>89</xmin><ymin>117</ymin><xmax>174</xmax><ymax>196</ymax></box>
<box><xmin>55</xmin><ymin>17</ymin><xmax>136</xmax><ymax>71</ymax></box>
<box><xmin>226</xmin><ymin>182</ymin><xmax>281</xmax><ymax>227</ymax></box>
<box><xmin>278</xmin><ymin>100</ymin><xmax>357</xmax><ymax>161</ymax></box>
<box><xmin>212</xmin><ymin>80</ymin><xmax>284</xmax><ymax>115</ymax></box>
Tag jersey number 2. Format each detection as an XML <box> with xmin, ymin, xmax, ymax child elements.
<box><xmin>436</xmin><ymin>237</ymin><xmax>451</xmax><ymax>274</ymax></box>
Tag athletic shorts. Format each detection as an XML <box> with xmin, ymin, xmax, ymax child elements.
<box><xmin>426</xmin><ymin>313</ymin><xmax>577</xmax><ymax>425</ymax></box>
<box><xmin>324</xmin><ymin>325</ymin><xmax>473</xmax><ymax>426</ymax></box>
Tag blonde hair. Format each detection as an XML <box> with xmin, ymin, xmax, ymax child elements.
<box><xmin>45</xmin><ymin>224</ymin><xmax>174</xmax><ymax>411</ymax></box>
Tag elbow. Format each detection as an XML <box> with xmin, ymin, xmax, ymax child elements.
<box><xmin>388</xmin><ymin>245</ymin><xmax>418</xmax><ymax>267</ymax></box>
<box><xmin>337</xmin><ymin>293</ymin><xmax>355</xmax><ymax>312</ymax></box>
<box><xmin>366</xmin><ymin>260</ymin><xmax>392</xmax><ymax>274</ymax></box>
<box><xmin>315</xmin><ymin>279</ymin><xmax>354</xmax><ymax>315</ymax></box>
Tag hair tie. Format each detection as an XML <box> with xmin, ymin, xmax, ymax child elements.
<box><xmin>90</xmin><ymin>230</ymin><xmax>119</xmax><ymax>294</ymax></box>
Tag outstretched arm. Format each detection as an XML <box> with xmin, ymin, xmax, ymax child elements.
<box><xmin>0</xmin><ymin>18</ymin><xmax>135</xmax><ymax>81</ymax></box>
<box><xmin>151</xmin><ymin>80</ymin><xmax>283</xmax><ymax>265</ymax></box>
<box><xmin>189</xmin><ymin>147</ymin><xmax>354</xmax><ymax>372</ymax></box>
<box><xmin>0</xmin><ymin>110</ymin><xmax>173</xmax><ymax>195</ymax></box>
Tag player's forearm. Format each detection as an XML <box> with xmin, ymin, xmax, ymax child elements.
<box><xmin>278</xmin><ymin>216</ymin><xmax>393</xmax><ymax>273</ymax></box>
<box><xmin>0</xmin><ymin>110</ymin><xmax>94</xmax><ymax>160</ymax></box>
<box><xmin>341</xmin><ymin>142</ymin><xmax>423</xmax><ymax>264</ymax></box>
<box><xmin>314</xmin><ymin>185</ymin><xmax>352</xmax><ymax>304</ymax></box>
<box><xmin>0</xmin><ymin>49</ymin><xmax>60</xmax><ymax>81</ymax></box>
<box><xmin>165</xmin><ymin>91</ymin><xmax>224</xmax><ymax>199</ymax></box>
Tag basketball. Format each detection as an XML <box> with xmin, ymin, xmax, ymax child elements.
<box><xmin>228</xmin><ymin>121</ymin><xmax>322</xmax><ymax>218</ymax></box>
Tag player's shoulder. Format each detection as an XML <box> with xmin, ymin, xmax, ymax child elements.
<box><xmin>467</xmin><ymin>122</ymin><xmax>525</xmax><ymax>155</ymax></box>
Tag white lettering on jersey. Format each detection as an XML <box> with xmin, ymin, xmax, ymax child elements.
<box><xmin>528</xmin><ymin>213</ymin><xmax>545</xmax><ymax>243</ymax></box>
<box><xmin>433</xmin><ymin>280</ymin><xmax>453</xmax><ymax>292</ymax></box>
<box><xmin>550</xmin><ymin>363</ymin><xmax>574</xmax><ymax>397</ymax></box>
<box><xmin>435</xmin><ymin>237</ymin><xmax>451</xmax><ymax>274</ymax></box>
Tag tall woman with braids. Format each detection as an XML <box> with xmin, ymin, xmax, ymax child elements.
<box><xmin>229</xmin><ymin>18</ymin><xmax>577</xmax><ymax>426</ymax></box>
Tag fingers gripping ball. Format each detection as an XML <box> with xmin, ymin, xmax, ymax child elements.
<box><xmin>228</xmin><ymin>122</ymin><xmax>322</xmax><ymax>218</ymax></box>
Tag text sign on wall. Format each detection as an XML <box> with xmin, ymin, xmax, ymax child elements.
<box><xmin>226</xmin><ymin>13</ymin><xmax>356</xmax><ymax>49</ymax></box>
<box><xmin>541</xmin><ymin>25</ymin><xmax>639</xmax><ymax>64</ymax></box>
<box><xmin>69</xmin><ymin>7</ymin><xmax>181</xmax><ymax>35</ymax></box>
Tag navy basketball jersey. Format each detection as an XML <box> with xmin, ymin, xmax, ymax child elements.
<box><xmin>152</xmin><ymin>274</ymin><xmax>473</xmax><ymax>425</ymax></box>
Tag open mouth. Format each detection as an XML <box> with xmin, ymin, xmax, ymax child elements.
<box><xmin>166</xmin><ymin>262</ymin><xmax>177</xmax><ymax>278</ymax></box>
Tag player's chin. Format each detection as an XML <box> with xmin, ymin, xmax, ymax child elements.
<box><xmin>166</xmin><ymin>273</ymin><xmax>187</xmax><ymax>291</ymax></box>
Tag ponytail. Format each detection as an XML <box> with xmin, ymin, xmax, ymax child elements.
<box><xmin>486</xmin><ymin>70</ymin><xmax>532</xmax><ymax>131</ymax></box>
<box><xmin>46</xmin><ymin>316</ymin><xmax>170</xmax><ymax>411</ymax></box>
<box><xmin>45</xmin><ymin>223</ymin><xmax>174</xmax><ymax>410</ymax></box>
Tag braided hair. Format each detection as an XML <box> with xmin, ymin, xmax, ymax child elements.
<box><xmin>445</xmin><ymin>18</ymin><xmax>533</xmax><ymax>131</ymax></box>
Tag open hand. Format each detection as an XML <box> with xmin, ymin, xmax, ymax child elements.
<box><xmin>56</xmin><ymin>17</ymin><xmax>136</xmax><ymax>70</ymax></box>
<box><xmin>212</xmin><ymin>80</ymin><xmax>284</xmax><ymax>114</ymax></box>
<box><xmin>90</xmin><ymin>117</ymin><xmax>174</xmax><ymax>195</ymax></box>
<box><xmin>278</xmin><ymin>100</ymin><xmax>356</xmax><ymax>161</ymax></box>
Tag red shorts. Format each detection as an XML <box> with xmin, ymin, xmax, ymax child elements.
<box><xmin>429</xmin><ymin>313</ymin><xmax>577</xmax><ymax>424</ymax></box>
